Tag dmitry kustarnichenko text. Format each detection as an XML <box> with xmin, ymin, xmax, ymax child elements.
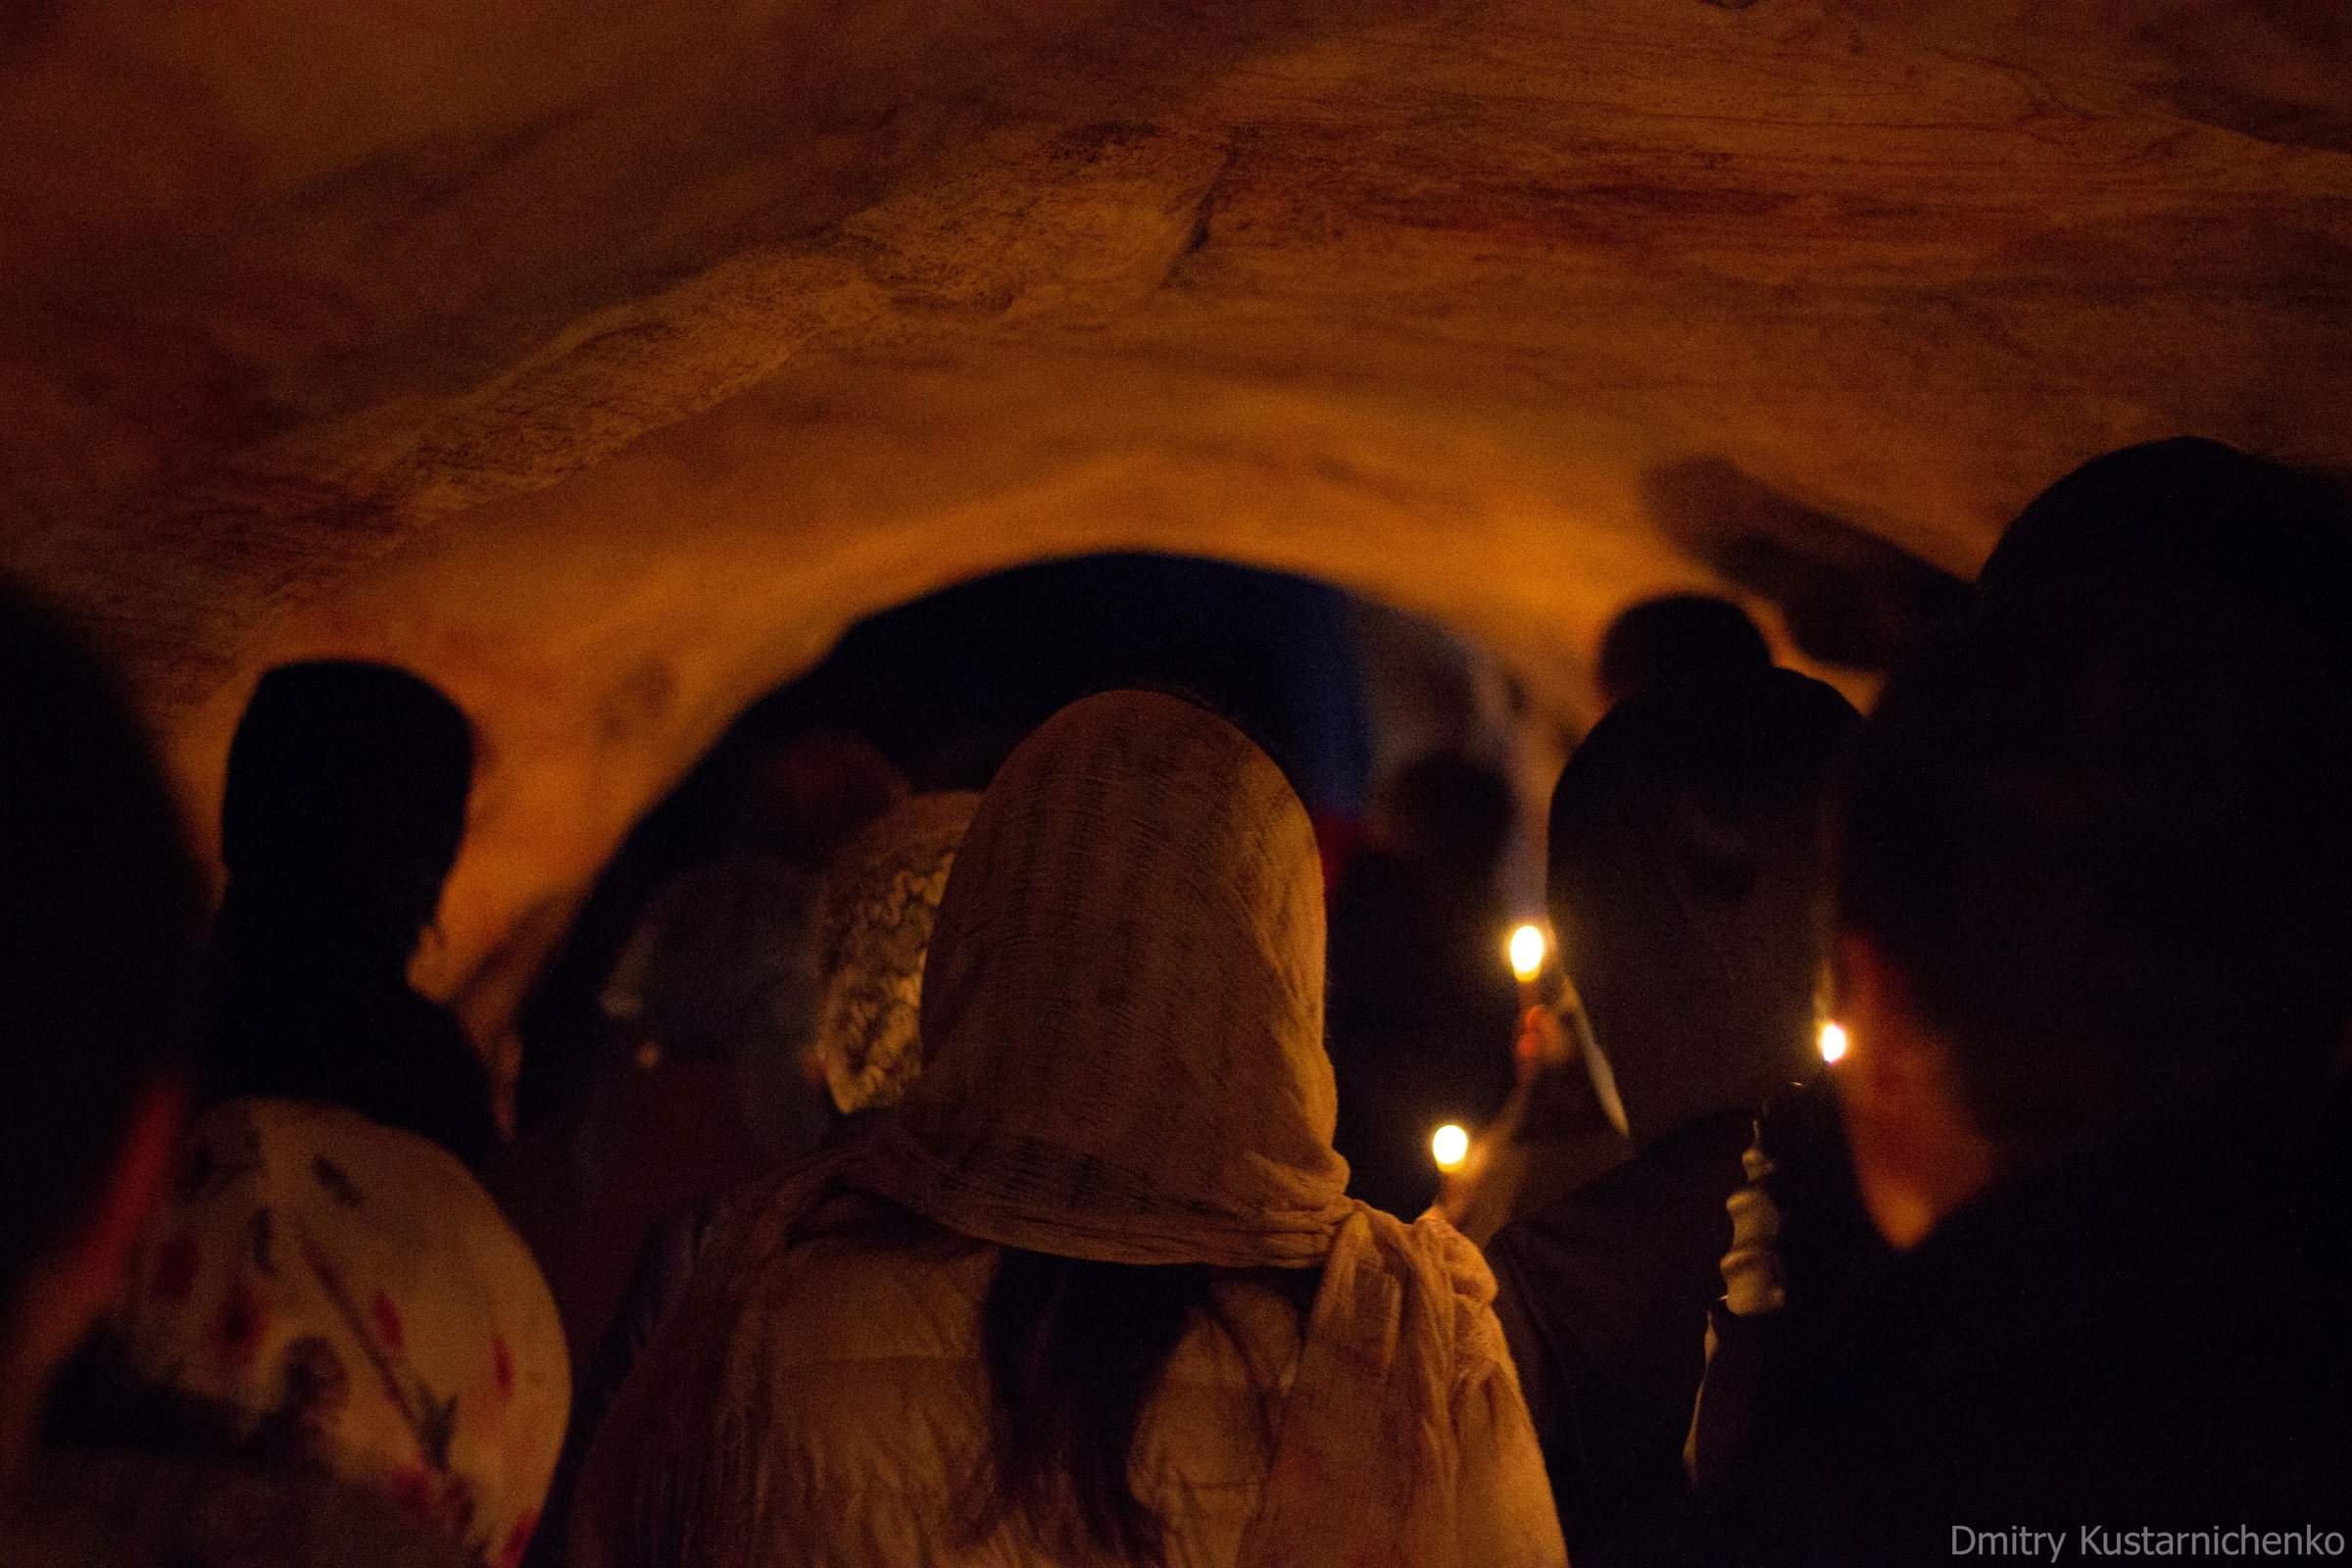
<box><xmin>1952</xmin><ymin>1525</ymin><xmax>2347</xmax><ymax>1559</ymax></box>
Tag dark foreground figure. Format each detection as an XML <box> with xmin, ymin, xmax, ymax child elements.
<box><xmin>0</xmin><ymin>588</ymin><xmax>497</xmax><ymax>1567</ymax></box>
<box><xmin>1487</xmin><ymin>667</ymin><xmax>1857</xmax><ymax>1568</ymax></box>
<box><xmin>210</xmin><ymin>661</ymin><xmax>500</xmax><ymax>1169</ymax></box>
<box><xmin>1705</xmin><ymin>440</ymin><xmax>2352</xmax><ymax>1560</ymax></box>
<box><xmin>0</xmin><ymin>583</ymin><xmax>202</xmax><ymax>1500</ymax></box>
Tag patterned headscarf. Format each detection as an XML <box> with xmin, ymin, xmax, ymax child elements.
<box><xmin>857</xmin><ymin>693</ymin><xmax>1351</xmax><ymax>1265</ymax></box>
<box><xmin>115</xmin><ymin>1100</ymin><xmax>568</xmax><ymax>1568</ymax></box>
<box><xmin>809</xmin><ymin>792</ymin><xmax>980</xmax><ymax>1115</ymax></box>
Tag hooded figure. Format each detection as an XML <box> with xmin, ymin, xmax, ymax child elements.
<box><xmin>212</xmin><ymin>662</ymin><xmax>498</xmax><ymax>1170</ymax></box>
<box><xmin>532</xmin><ymin>793</ymin><xmax>982</xmax><ymax>1568</ymax></box>
<box><xmin>542</xmin><ymin>733</ymin><xmax>909</xmax><ymax>1364</ymax></box>
<box><xmin>596</xmin><ymin>730</ymin><xmax>910</xmax><ymax>1162</ymax></box>
<box><xmin>572</xmin><ymin>692</ymin><xmax>1563</xmax><ymax>1568</ymax></box>
<box><xmin>1483</xmin><ymin>668</ymin><xmax>1857</xmax><ymax>1568</ymax></box>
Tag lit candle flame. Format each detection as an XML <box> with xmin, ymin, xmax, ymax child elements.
<box><xmin>1507</xmin><ymin>923</ymin><xmax>1547</xmax><ymax>983</ymax></box>
<box><xmin>1432</xmin><ymin>1123</ymin><xmax>1471</xmax><ymax>1172</ymax></box>
<box><xmin>1818</xmin><ymin>1020</ymin><xmax>1849</xmax><ymax>1064</ymax></box>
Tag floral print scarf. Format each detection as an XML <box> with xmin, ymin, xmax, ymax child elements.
<box><xmin>114</xmin><ymin>1100</ymin><xmax>568</xmax><ymax>1568</ymax></box>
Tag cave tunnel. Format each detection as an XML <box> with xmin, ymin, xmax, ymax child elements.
<box><xmin>11</xmin><ymin>0</ymin><xmax>2346</xmax><ymax>1070</ymax></box>
<box><xmin>5</xmin><ymin>2</ymin><xmax>2352</xmax><ymax>1558</ymax></box>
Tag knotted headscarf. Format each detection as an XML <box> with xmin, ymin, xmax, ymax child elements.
<box><xmin>581</xmin><ymin>692</ymin><xmax>1552</xmax><ymax>1568</ymax></box>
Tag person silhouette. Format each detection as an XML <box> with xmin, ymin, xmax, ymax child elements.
<box><xmin>0</xmin><ymin>579</ymin><xmax>201</xmax><ymax>1494</ymax></box>
<box><xmin>210</xmin><ymin>661</ymin><xmax>499</xmax><ymax>1169</ymax></box>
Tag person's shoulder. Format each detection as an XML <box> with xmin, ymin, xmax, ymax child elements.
<box><xmin>1487</xmin><ymin>1174</ymin><xmax>1629</xmax><ymax>1272</ymax></box>
<box><xmin>1516</xmin><ymin>1109</ymin><xmax>1749</xmax><ymax>1232</ymax></box>
<box><xmin>1331</xmin><ymin>1204</ymin><xmax>1501</xmax><ymax>1326</ymax></box>
<box><xmin>718</xmin><ymin>1197</ymin><xmax>997</xmax><ymax>1368</ymax></box>
<box><xmin>1487</xmin><ymin>1112</ymin><xmax>1749</xmax><ymax>1309</ymax></box>
<box><xmin>1385</xmin><ymin>1210</ymin><xmax>1543</xmax><ymax>1403</ymax></box>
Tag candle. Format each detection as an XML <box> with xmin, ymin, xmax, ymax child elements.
<box><xmin>1507</xmin><ymin>922</ymin><xmax>1547</xmax><ymax>1011</ymax></box>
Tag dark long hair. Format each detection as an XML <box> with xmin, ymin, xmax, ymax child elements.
<box><xmin>968</xmin><ymin>1250</ymin><xmax>1309</xmax><ymax>1564</ymax></box>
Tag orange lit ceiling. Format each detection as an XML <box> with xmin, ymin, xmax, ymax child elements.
<box><xmin>5</xmin><ymin>0</ymin><xmax>2347</xmax><ymax>1041</ymax></box>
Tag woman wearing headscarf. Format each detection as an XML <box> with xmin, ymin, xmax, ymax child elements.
<box><xmin>604</xmin><ymin>787</ymin><xmax>983</xmax><ymax>1363</ymax></box>
<box><xmin>533</xmin><ymin>793</ymin><xmax>981</xmax><ymax>1568</ymax></box>
<box><xmin>572</xmin><ymin>691</ymin><xmax>1563</xmax><ymax>1568</ymax></box>
<box><xmin>47</xmin><ymin>1100</ymin><xmax>570</xmax><ymax>1568</ymax></box>
<box><xmin>806</xmin><ymin>790</ymin><xmax>981</xmax><ymax>1130</ymax></box>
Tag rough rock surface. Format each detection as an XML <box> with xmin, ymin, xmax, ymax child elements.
<box><xmin>5</xmin><ymin>0</ymin><xmax>2348</xmax><ymax>1054</ymax></box>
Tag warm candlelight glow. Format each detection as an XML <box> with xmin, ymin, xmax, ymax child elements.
<box><xmin>1507</xmin><ymin>923</ymin><xmax>1547</xmax><ymax>982</ymax></box>
<box><xmin>1431</xmin><ymin>1123</ymin><xmax>1471</xmax><ymax>1172</ymax></box>
<box><xmin>1818</xmin><ymin>1020</ymin><xmax>1849</xmax><ymax>1064</ymax></box>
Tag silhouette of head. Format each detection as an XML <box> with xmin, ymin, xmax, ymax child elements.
<box><xmin>1380</xmin><ymin>751</ymin><xmax>1516</xmax><ymax>886</ymax></box>
<box><xmin>1980</xmin><ymin>437</ymin><xmax>2352</xmax><ymax>629</ymax></box>
<box><xmin>1549</xmin><ymin>667</ymin><xmax>1858</xmax><ymax>1145</ymax></box>
<box><xmin>724</xmin><ymin>729</ymin><xmax>908</xmax><ymax>863</ymax></box>
<box><xmin>1596</xmin><ymin>593</ymin><xmax>1772</xmax><ymax>710</ymax></box>
<box><xmin>1833</xmin><ymin>441</ymin><xmax>2352</xmax><ymax>1246</ymax></box>
<box><xmin>0</xmin><ymin>580</ymin><xmax>201</xmax><ymax>1469</ymax></box>
<box><xmin>220</xmin><ymin>661</ymin><xmax>473</xmax><ymax>957</ymax></box>
<box><xmin>1845</xmin><ymin>462</ymin><xmax>2352</xmax><ymax>1154</ymax></box>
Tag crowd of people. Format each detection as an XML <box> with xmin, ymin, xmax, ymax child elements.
<box><xmin>1</xmin><ymin>435</ymin><xmax>2347</xmax><ymax>1567</ymax></box>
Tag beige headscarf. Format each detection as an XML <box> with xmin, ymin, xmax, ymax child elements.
<box><xmin>809</xmin><ymin>791</ymin><xmax>980</xmax><ymax>1115</ymax></box>
<box><xmin>585</xmin><ymin>692</ymin><xmax>1522</xmax><ymax>1568</ymax></box>
<box><xmin>856</xmin><ymin>695</ymin><xmax>1350</xmax><ymax>1266</ymax></box>
<box><xmin>116</xmin><ymin>1100</ymin><xmax>569</xmax><ymax>1568</ymax></box>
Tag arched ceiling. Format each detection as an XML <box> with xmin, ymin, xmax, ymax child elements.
<box><xmin>5</xmin><ymin>0</ymin><xmax>2349</xmax><ymax>1048</ymax></box>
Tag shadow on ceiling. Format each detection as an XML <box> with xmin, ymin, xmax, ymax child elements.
<box><xmin>1640</xmin><ymin>457</ymin><xmax>1967</xmax><ymax>671</ymax></box>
